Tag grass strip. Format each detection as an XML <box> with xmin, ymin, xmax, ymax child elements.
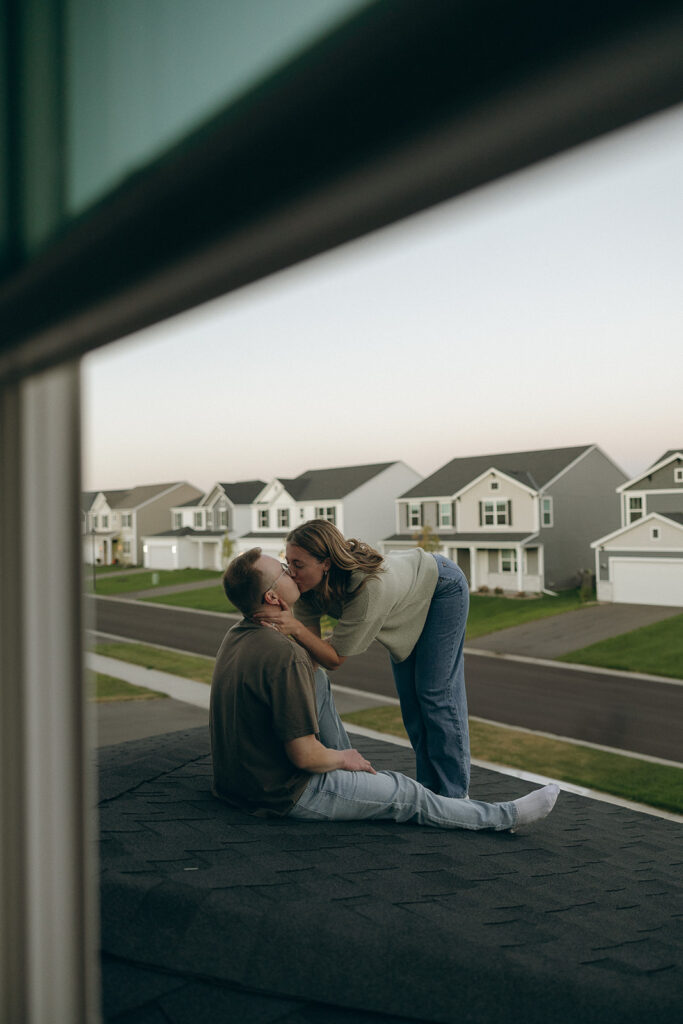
<box><xmin>94</xmin><ymin>568</ymin><xmax>221</xmax><ymax>596</ymax></box>
<box><xmin>93</xmin><ymin>672</ymin><xmax>167</xmax><ymax>702</ymax></box>
<box><xmin>94</xmin><ymin>641</ymin><xmax>215</xmax><ymax>684</ymax></box>
<box><xmin>142</xmin><ymin>585</ymin><xmax>237</xmax><ymax>614</ymax></box>
<box><xmin>557</xmin><ymin>613</ymin><xmax>683</xmax><ymax>680</ymax></box>
<box><xmin>341</xmin><ymin>706</ymin><xmax>683</xmax><ymax>814</ymax></box>
<box><xmin>466</xmin><ymin>588</ymin><xmax>589</xmax><ymax>640</ymax></box>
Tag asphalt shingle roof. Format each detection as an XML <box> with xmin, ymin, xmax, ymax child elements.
<box><xmin>98</xmin><ymin>727</ymin><xmax>683</xmax><ymax>1024</ymax></box>
<box><xmin>106</xmin><ymin>483</ymin><xmax>186</xmax><ymax>509</ymax></box>
<box><xmin>217</xmin><ymin>480</ymin><xmax>267</xmax><ymax>504</ymax></box>
<box><xmin>279</xmin><ymin>462</ymin><xmax>397</xmax><ymax>501</ymax></box>
<box><xmin>400</xmin><ymin>446</ymin><xmax>593</xmax><ymax>499</ymax></box>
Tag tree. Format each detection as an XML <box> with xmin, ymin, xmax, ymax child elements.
<box><xmin>221</xmin><ymin>533</ymin><xmax>234</xmax><ymax>568</ymax></box>
<box><xmin>412</xmin><ymin>525</ymin><xmax>441</xmax><ymax>552</ymax></box>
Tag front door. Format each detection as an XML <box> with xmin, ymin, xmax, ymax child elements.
<box><xmin>456</xmin><ymin>548</ymin><xmax>471</xmax><ymax>586</ymax></box>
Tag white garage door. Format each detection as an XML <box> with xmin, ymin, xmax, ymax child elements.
<box><xmin>147</xmin><ymin>544</ymin><xmax>176</xmax><ymax>570</ymax></box>
<box><xmin>611</xmin><ymin>558</ymin><xmax>683</xmax><ymax>607</ymax></box>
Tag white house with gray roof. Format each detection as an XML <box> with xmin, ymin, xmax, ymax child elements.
<box><xmin>142</xmin><ymin>480</ymin><xmax>265</xmax><ymax>570</ymax></box>
<box><xmin>383</xmin><ymin>445</ymin><xmax>626</xmax><ymax>593</ymax></box>
<box><xmin>233</xmin><ymin>461</ymin><xmax>422</xmax><ymax>559</ymax></box>
<box><xmin>592</xmin><ymin>449</ymin><xmax>683</xmax><ymax>607</ymax></box>
<box><xmin>82</xmin><ymin>482</ymin><xmax>203</xmax><ymax>565</ymax></box>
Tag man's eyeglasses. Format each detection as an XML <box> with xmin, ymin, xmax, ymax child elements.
<box><xmin>263</xmin><ymin>562</ymin><xmax>290</xmax><ymax>597</ymax></box>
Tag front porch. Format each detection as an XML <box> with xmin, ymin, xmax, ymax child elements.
<box><xmin>447</xmin><ymin>543</ymin><xmax>542</xmax><ymax>594</ymax></box>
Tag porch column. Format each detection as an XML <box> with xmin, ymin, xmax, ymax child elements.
<box><xmin>469</xmin><ymin>547</ymin><xmax>477</xmax><ymax>590</ymax></box>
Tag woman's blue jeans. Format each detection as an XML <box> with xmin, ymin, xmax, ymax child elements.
<box><xmin>290</xmin><ymin>668</ymin><xmax>517</xmax><ymax>831</ymax></box>
<box><xmin>390</xmin><ymin>555</ymin><xmax>471</xmax><ymax>798</ymax></box>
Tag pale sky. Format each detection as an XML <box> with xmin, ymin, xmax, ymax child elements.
<box><xmin>82</xmin><ymin>104</ymin><xmax>682</xmax><ymax>494</ymax></box>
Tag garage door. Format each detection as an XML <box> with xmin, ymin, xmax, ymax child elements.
<box><xmin>611</xmin><ymin>558</ymin><xmax>683</xmax><ymax>607</ymax></box>
<box><xmin>147</xmin><ymin>544</ymin><xmax>176</xmax><ymax>570</ymax></box>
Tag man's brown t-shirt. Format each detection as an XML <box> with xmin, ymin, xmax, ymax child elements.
<box><xmin>210</xmin><ymin>619</ymin><xmax>318</xmax><ymax>816</ymax></box>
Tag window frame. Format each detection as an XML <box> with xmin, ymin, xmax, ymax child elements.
<box><xmin>541</xmin><ymin>496</ymin><xmax>553</xmax><ymax>527</ymax></box>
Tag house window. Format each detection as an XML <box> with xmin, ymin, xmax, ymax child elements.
<box><xmin>299</xmin><ymin>508</ymin><xmax>306</xmax><ymax>520</ymax></box>
<box><xmin>219</xmin><ymin>508</ymin><xmax>229</xmax><ymax>529</ymax></box>
<box><xmin>121</xmin><ymin>513</ymin><xmax>132</xmax><ymax>528</ymax></box>
<box><xmin>173</xmin><ymin>512</ymin><xmax>182</xmax><ymax>530</ymax></box>
<box><xmin>315</xmin><ymin>507</ymin><xmax>337</xmax><ymax>525</ymax></box>
<box><xmin>259</xmin><ymin>509</ymin><xmax>270</xmax><ymax>528</ymax></box>
<box><xmin>438</xmin><ymin>502</ymin><xmax>452</xmax><ymax>528</ymax></box>
<box><xmin>482</xmin><ymin>500</ymin><xmax>510</xmax><ymax>526</ymax></box>
<box><xmin>651</xmin><ymin>526</ymin><xmax>660</xmax><ymax>540</ymax></box>
<box><xmin>408</xmin><ymin>503</ymin><xmax>422</xmax><ymax>527</ymax></box>
<box><xmin>675</xmin><ymin>468</ymin><xmax>683</xmax><ymax>483</ymax></box>
<box><xmin>194</xmin><ymin>511</ymin><xmax>203</xmax><ymax>529</ymax></box>
<box><xmin>277</xmin><ymin>509</ymin><xmax>290</xmax><ymax>528</ymax></box>
<box><xmin>500</xmin><ymin>549</ymin><xmax>518</xmax><ymax>573</ymax></box>
<box><xmin>490</xmin><ymin>480</ymin><xmax>499</xmax><ymax>491</ymax></box>
<box><xmin>541</xmin><ymin>496</ymin><xmax>553</xmax><ymax>527</ymax></box>
<box><xmin>92</xmin><ymin>515</ymin><xmax>98</xmax><ymax>528</ymax></box>
<box><xmin>101</xmin><ymin>515</ymin><xmax>108</xmax><ymax>528</ymax></box>
<box><xmin>627</xmin><ymin>496</ymin><xmax>643</xmax><ymax>523</ymax></box>
<box><xmin>123</xmin><ymin>541</ymin><xmax>131</xmax><ymax>555</ymax></box>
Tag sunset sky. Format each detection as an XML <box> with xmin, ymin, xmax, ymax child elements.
<box><xmin>82</xmin><ymin>104</ymin><xmax>682</xmax><ymax>494</ymax></box>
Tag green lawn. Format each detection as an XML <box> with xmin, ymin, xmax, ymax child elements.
<box><xmin>558</xmin><ymin>613</ymin><xmax>683</xmax><ymax>680</ymax></box>
<box><xmin>341</xmin><ymin>706</ymin><xmax>683</xmax><ymax>814</ymax></box>
<box><xmin>142</xmin><ymin>584</ymin><xmax>237</xmax><ymax>614</ymax></box>
<box><xmin>92</xmin><ymin>672</ymin><xmax>167</xmax><ymax>702</ymax></box>
<box><xmin>94</xmin><ymin>641</ymin><xmax>215</xmax><ymax>684</ymax></box>
<box><xmin>93</xmin><ymin>568</ymin><xmax>221</xmax><ymax>595</ymax></box>
<box><xmin>466</xmin><ymin>588</ymin><xmax>588</xmax><ymax>640</ymax></box>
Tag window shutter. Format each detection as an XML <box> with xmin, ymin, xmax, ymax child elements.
<box><xmin>420</xmin><ymin>503</ymin><xmax>425</xmax><ymax>525</ymax></box>
<box><xmin>478</xmin><ymin>502</ymin><xmax>482</xmax><ymax>526</ymax></box>
<box><xmin>403</xmin><ymin>503</ymin><xmax>409</xmax><ymax>528</ymax></box>
<box><xmin>452</xmin><ymin>501</ymin><xmax>456</xmax><ymax>531</ymax></box>
<box><xmin>507</xmin><ymin>500</ymin><xmax>512</xmax><ymax>525</ymax></box>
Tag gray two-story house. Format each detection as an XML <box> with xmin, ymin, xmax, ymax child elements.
<box><xmin>383</xmin><ymin>445</ymin><xmax>626</xmax><ymax>593</ymax></box>
<box><xmin>592</xmin><ymin>449</ymin><xmax>683</xmax><ymax>606</ymax></box>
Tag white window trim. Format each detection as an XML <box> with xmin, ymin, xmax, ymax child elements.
<box><xmin>437</xmin><ymin>501</ymin><xmax>452</xmax><ymax>528</ymax></box>
<box><xmin>407</xmin><ymin>503</ymin><xmax>422</xmax><ymax>528</ymax></box>
<box><xmin>541</xmin><ymin>496</ymin><xmax>553</xmax><ymax>528</ymax></box>
<box><xmin>277</xmin><ymin>509</ymin><xmax>290</xmax><ymax>528</ymax></box>
<box><xmin>674</xmin><ymin>468</ymin><xmax>683</xmax><ymax>483</ymax></box>
<box><xmin>626</xmin><ymin>494</ymin><xmax>644</xmax><ymax>525</ymax></box>
<box><xmin>315</xmin><ymin>506</ymin><xmax>337</xmax><ymax>524</ymax></box>
<box><xmin>499</xmin><ymin>548</ymin><xmax>518</xmax><ymax>573</ymax></box>
<box><xmin>482</xmin><ymin>499</ymin><xmax>510</xmax><ymax>527</ymax></box>
<box><xmin>650</xmin><ymin>526</ymin><xmax>660</xmax><ymax>540</ymax></box>
<box><xmin>259</xmin><ymin>509</ymin><xmax>270</xmax><ymax>528</ymax></box>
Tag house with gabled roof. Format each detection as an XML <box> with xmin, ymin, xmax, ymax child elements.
<box><xmin>592</xmin><ymin>449</ymin><xmax>683</xmax><ymax>607</ymax></box>
<box><xmin>142</xmin><ymin>480</ymin><xmax>265</xmax><ymax>570</ymax></box>
<box><xmin>83</xmin><ymin>481</ymin><xmax>203</xmax><ymax>565</ymax></box>
<box><xmin>233</xmin><ymin>461</ymin><xmax>422</xmax><ymax>559</ymax></box>
<box><xmin>383</xmin><ymin>445</ymin><xmax>626</xmax><ymax>593</ymax></box>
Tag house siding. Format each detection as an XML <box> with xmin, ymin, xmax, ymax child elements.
<box><xmin>134</xmin><ymin>484</ymin><xmax>203</xmax><ymax>563</ymax></box>
<box><xmin>342</xmin><ymin>462</ymin><xmax>422</xmax><ymax>548</ymax></box>
<box><xmin>542</xmin><ymin>448</ymin><xmax>625</xmax><ymax>589</ymax></box>
<box><xmin>456</xmin><ymin>475</ymin><xmax>536</xmax><ymax>533</ymax></box>
<box><xmin>624</xmin><ymin>458</ymin><xmax>683</xmax><ymax>492</ymax></box>
<box><xmin>644</xmin><ymin>492</ymin><xmax>683</xmax><ymax>516</ymax></box>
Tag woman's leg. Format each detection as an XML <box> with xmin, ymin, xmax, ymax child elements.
<box><xmin>411</xmin><ymin>556</ymin><xmax>471</xmax><ymax>797</ymax></box>
<box><xmin>391</xmin><ymin>653</ymin><xmax>440</xmax><ymax>792</ymax></box>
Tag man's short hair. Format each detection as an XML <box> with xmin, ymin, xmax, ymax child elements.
<box><xmin>222</xmin><ymin>547</ymin><xmax>265</xmax><ymax>616</ymax></box>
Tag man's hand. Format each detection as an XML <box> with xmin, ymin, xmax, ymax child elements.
<box><xmin>339</xmin><ymin>749</ymin><xmax>377</xmax><ymax>774</ymax></box>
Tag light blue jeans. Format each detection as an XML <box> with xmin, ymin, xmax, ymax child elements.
<box><xmin>391</xmin><ymin>555</ymin><xmax>471</xmax><ymax>797</ymax></box>
<box><xmin>289</xmin><ymin>669</ymin><xmax>518</xmax><ymax>831</ymax></box>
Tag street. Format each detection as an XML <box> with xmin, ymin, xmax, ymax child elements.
<box><xmin>89</xmin><ymin>596</ymin><xmax>683</xmax><ymax>763</ymax></box>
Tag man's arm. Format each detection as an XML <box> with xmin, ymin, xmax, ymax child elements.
<box><xmin>285</xmin><ymin>735</ymin><xmax>376</xmax><ymax>774</ymax></box>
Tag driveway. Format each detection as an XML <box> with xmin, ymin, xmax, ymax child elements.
<box><xmin>469</xmin><ymin>601</ymin><xmax>682</xmax><ymax>659</ymax></box>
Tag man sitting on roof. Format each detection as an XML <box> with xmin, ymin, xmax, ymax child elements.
<box><xmin>210</xmin><ymin>548</ymin><xmax>559</xmax><ymax>831</ymax></box>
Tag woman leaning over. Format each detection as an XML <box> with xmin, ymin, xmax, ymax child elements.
<box><xmin>254</xmin><ymin>519</ymin><xmax>471</xmax><ymax>798</ymax></box>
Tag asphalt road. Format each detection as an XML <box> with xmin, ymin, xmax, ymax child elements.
<box><xmin>89</xmin><ymin>596</ymin><xmax>683</xmax><ymax>763</ymax></box>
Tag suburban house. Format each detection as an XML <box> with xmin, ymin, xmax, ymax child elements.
<box><xmin>233</xmin><ymin>461</ymin><xmax>423</xmax><ymax>559</ymax></box>
<box><xmin>592</xmin><ymin>449</ymin><xmax>683</xmax><ymax>607</ymax></box>
<box><xmin>142</xmin><ymin>480</ymin><xmax>265</xmax><ymax>570</ymax></box>
<box><xmin>382</xmin><ymin>445</ymin><xmax>626</xmax><ymax>593</ymax></box>
<box><xmin>82</xmin><ymin>482</ymin><xmax>202</xmax><ymax>565</ymax></box>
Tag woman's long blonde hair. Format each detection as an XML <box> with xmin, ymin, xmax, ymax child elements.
<box><xmin>286</xmin><ymin>519</ymin><xmax>384</xmax><ymax>606</ymax></box>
